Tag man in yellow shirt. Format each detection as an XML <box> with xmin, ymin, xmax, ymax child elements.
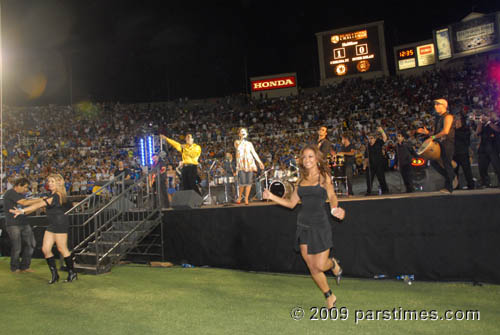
<box><xmin>161</xmin><ymin>133</ymin><xmax>202</xmax><ymax>195</ymax></box>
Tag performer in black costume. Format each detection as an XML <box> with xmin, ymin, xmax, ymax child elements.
<box><xmin>417</xmin><ymin>99</ymin><xmax>457</xmax><ymax>193</ymax></box>
<box><xmin>364</xmin><ymin>127</ymin><xmax>389</xmax><ymax>195</ymax></box>
<box><xmin>10</xmin><ymin>173</ymin><xmax>77</xmax><ymax>284</ymax></box>
<box><xmin>395</xmin><ymin>131</ymin><xmax>417</xmax><ymax>193</ymax></box>
<box><xmin>453</xmin><ymin>116</ymin><xmax>475</xmax><ymax>189</ymax></box>
<box><xmin>263</xmin><ymin>144</ymin><xmax>345</xmax><ymax>309</ymax></box>
<box><xmin>476</xmin><ymin>110</ymin><xmax>500</xmax><ymax>188</ymax></box>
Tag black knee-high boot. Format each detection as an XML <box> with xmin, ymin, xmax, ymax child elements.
<box><xmin>64</xmin><ymin>256</ymin><xmax>78</xmax><ymax>282</ymax></box>
<box><xmin>46</xmin><ymin>256</ymin><xmax>59</xmax><ymax>284</ymax></box>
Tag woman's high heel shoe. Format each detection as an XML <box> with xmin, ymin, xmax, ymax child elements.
<box><xmin>324</xmin><ymin>289</ymin><xmax>337</xmax><ymax>308</ymax></box>
<box><xmin>332</xmin><ymin>257</ymin><xmax>343</xmax><ymax>285</ymax></box>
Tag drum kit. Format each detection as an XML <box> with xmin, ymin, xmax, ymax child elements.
<box><xmin>202</xmin><ymin>153</ymin><xmax>355</xmax><ymax>203</ymax></box>
<box><xmin>201</xmin><ymin>159</ymin><xmax>299</xmax><ymax>204</ymax></box>
<box><xmin>201</xmin><ymin>159</ymin><xmax>238</xmax><ymax>205</ymax></box>
<box><xmin>253</xmin><ymin>163</ymin><xmax>299</xmax><ymax>200</ymax></box>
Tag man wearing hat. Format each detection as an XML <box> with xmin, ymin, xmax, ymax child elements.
<box><xmin>161</xmin><ymin>133</ymin><xmax>202</xmax><ymax>195</ymax></box>
<box><xmin>417</xmin><ymin>98</ymin><xmax>457</xmax><ymax>193</ymax></box>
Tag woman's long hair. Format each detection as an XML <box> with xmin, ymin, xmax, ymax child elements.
<box><xmin>297</xmin><ymin>144</ymin><xmax>331</xmax><ymax>183</ymax></box>
<box><xmin>47</xmin><ymin>173</ymin><xmax>67</xmax><ymax>205</ymax></box>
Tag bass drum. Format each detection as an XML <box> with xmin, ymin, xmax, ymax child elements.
<box><xmin>269</xmin><ymin>180</ymin><xmax>293</xmax><ymax>198</ymax></box>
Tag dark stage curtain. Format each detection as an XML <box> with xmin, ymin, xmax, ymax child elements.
<box><xmin>162</xmin><ymin>193</ymin><xmax>500</xmax><ymax>284</ymax></box>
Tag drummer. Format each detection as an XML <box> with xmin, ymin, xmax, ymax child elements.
<box><xmin>417</xmin><ymin>98</ymin><xmax>457</xmax><ymax>193</ymax></box>
<box><xmin>332</xmin><ymin>134</ymin><xmax>355</xmax><ymax>196</ymax></box>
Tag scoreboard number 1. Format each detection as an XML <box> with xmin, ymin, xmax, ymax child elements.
<box><xmin>333</xmin><ymin>47</ymin><xmax>346</xmax><ymax>59</ymax></box>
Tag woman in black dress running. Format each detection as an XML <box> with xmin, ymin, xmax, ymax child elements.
<box><xmin>263</xmin><ymin>144</ymin><xmax>345</xmax><ymax>308</ymax></box>
<box><xmin>11</xmin><ymin>173</ymin><xmax>77</xmax><ymax>284</ymax></box>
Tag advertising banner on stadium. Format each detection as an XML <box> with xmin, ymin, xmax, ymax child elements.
<box><xmin>416</xmin><ymin>44</ymin><xmax>436</xmax><ymax>66</ymax></box>
<box><xmin>251</xmin><ymin>76</ymin><xmax>296</xmax><ymax>92</ymax></box>
<box><xmin>250</xmin><ymin>73</ymin><xmax>298</xmax><ymax>99</ymax></box>
<box><xmin>451</xmin><ymin>13</ymin><xmax>499</xmax><ymax>55</ymax></box>
<box><xmin>435</xmin><ymin>28</ymin><xmax>452</xmax><ymax>60</ymax></box>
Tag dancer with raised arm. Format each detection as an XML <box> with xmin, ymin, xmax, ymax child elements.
<box><xmin>234</xmin><ymin>127</ymin><xmax>264</xmax><ymax>205</ymax></box>
<box><xmin>161</xmin><ymin>133</ymin><xmax>202</xmax><ymax>195</ymax></box>
<box><xmin>263</xmin><ymin>144</ymin><xmax>345</xmax><ymax>308</ymax></box>
<box><xmin>10</xmin><ymin>174</ymin><xmax>77</xmax><ymax>284</ymax></box>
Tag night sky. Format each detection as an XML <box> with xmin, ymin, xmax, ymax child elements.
<box><xmin>2</xmin><ymin>0</ymin><xmax>500</xmax><ymax>105</ymax></box>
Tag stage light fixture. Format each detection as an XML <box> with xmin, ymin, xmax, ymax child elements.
<box><xmin>147</xmin><ymin>136</ymin><xmax>154</xmax><ymax>166</ymax></box>
<box><xmin>139</xmin><ymin>138</ymin><xmax>146</xmax><ymax>166</ymax></box>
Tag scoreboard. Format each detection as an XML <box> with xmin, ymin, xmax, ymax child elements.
<box><xmin>396</xmin><ymin>47</ymin><xmax>417</xmax><ymax>70</ymax></box>
<box><xmin>316</xmin><ymin>21</ymin><xmax>388</xmax><ymax>83</ymax></box>
<box><xmin>395</xmin><ymin>42</ymin><xmax>436</xmax><ymax>71</ymax></box>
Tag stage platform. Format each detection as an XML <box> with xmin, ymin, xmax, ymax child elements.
<box><xmin>5</xmin><ymin>188</ymin><xmax>500</xmax><ymax>284</ymax></box>
<box><xmin>161</xmin><ymin>188</ymin><xmax>500</xmax><ymax>284</ymax></box>
<box><xmin>196</xmin><ymin>187</ymin><xmax>500</xmax><ymax>208</ymax></box>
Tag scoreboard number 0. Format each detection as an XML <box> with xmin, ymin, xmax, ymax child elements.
<box><xmin>356</xmin><ymin>44</ymin><xmax>368</xmax><ymax>56</ymax></box>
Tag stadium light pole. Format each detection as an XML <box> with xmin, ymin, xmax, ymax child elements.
<box><xmin>0</xmin><ymin>1</ymin><xmax>3</xmax><ymax>194</ymax></box>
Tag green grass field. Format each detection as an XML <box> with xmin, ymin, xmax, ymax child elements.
<box><xmin>1</xmin><ymin>257</ymin><xmax>499</xmax><ymax>335</ymax></box>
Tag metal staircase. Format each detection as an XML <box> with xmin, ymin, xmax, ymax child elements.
<box><xmin>66</xmin><ymin>166</ymin><xmax>164</xmax><ymax>274</ymax></box>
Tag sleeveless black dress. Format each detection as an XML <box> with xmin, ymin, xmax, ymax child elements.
<box><xmin>46</xmin><ymin>193</ymin><xmax>69</xmax><ymax>234</ymax></box>
<box><xmin>296</xmin><ymin>182</ymin><xmax>333</xmax><ymax>254</ymax></box>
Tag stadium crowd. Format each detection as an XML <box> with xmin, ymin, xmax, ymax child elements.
<box><xmin>1</xmin><ymin>59</ymin><xmax>499</xmax><ymax>195</ymax></box>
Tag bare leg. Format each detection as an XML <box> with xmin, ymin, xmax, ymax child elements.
<box><xmin>244</xmin><ymin>185</ymin><xmax>251</xmax><ymax>204</ymax></box>
<box><xmin>300</xmin><ymin>244</ymin><xmax>336</xmax><ymax>308</ymax></box>
<box><xmin>236</xmin><ymin>186</ymin><xmax>244</xmax><ymax>203</ymax></box>
<box><xmin>54</xmin><ymin>234</ymin><xmax>71</xmax><ymax>258</ymax></box>
<box><xmin>42</xmin><ymin>231</ymin><xmax>57</xmax><ymax>258</ymax></box>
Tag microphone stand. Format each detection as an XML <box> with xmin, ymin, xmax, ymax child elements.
<box><xmin>262</xmin><ymin>167</ymin><xmax>274</xmax><ymax>201</ymax></box>
<box><xmin>204</xmin><ymin>159</ymin><xmax>217</xmax><ymax>204</ymax></box>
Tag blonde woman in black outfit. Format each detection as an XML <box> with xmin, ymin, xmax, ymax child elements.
<box><xmin>11</xmin><ymin>173</ymin><xmax>77</xmax><ymax>284</ymax></box>
<box><xmin>263</xmin><ymin>144</ymin><xmax>345</xmax><ymax>308</ymax></box>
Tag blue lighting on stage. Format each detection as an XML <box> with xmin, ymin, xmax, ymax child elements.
<box><xmin>147</xmin><ymin>136</ymin><xmax>154</xmax><ymax>166</ymax></box>
<box><xmin>139</xmin><ymin>138</ymin><xmax>146</xmax><ymax>166</ymax></box>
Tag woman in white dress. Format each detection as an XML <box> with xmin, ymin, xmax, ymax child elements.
<box><xmin>234</xmin><ymin>128</ymin><xmax>264</xmax><ymax>205</ymax></box>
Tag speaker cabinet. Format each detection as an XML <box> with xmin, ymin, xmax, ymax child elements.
<box><xmin>171</xmin><ymin>190</ymin><xmax>203</xmax><ymax>210</ymax></box>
